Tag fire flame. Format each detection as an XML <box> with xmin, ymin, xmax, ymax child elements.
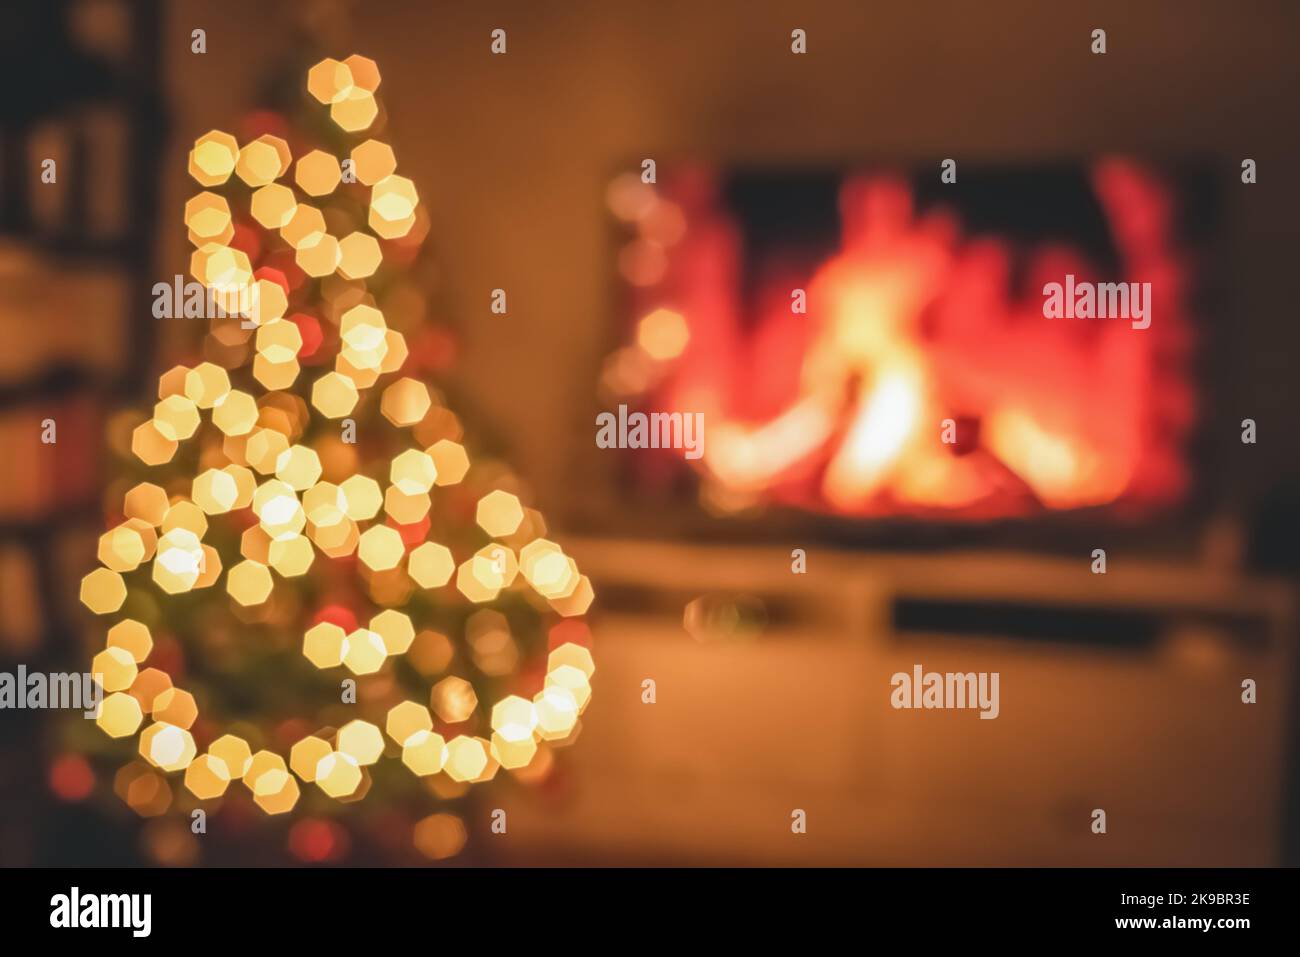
<box><xmin>619</xmin><ymin>161</ymin><xmax>1194</xmax><ymax>519</ymax></box>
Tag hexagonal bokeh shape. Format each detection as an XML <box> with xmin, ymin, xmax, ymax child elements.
<box><xmin>81</xmin><ymin>568</ymin><xmax>127</xmax><ymax>615</ymax></box>
<box><xmin>96</xmin><ymin>692</ymin><xmax>144</xmax><ymax>738</ymax></box>
<box><xmin>188</xmin><ymin>130</ymin><xmax>239</xmax><ymax>186</ymax></box>
<box><xmin>385</xmin><ymin>701</ymin><xmax>432</xmax><ymax>746</ymax></box>
<box><xmin>289</xmin><ymin>735</ymin><xmax>333</xmax><ymax>782</ymax></box>
<box><xmin>378</xmin><ymin>378</ymin><xmax>429</xmax><ymax>429</ymax></box>
<box><xmin>209</xmin><ymin>734</ymin><xmax>253</xmax><ymax>780</ymax></box>
<box><xmin>357</xmin><ymin>525</ymin><xmax>404</xmax><ymax>572</ymax></box>
<box><xmin>430</xmin><ymin>675</ymin><xmax>477</xmax><ymax>724</ymax></box>
<box><xmin>184</xmin><ymin>754</ymin><xmax>231</xmax><ymax>800</ymax></box>
<box><xmin>106</xmin><ymin>619</ymin><xmax>153</xmax><ymax>663</ymax></box>
<box><xmin>227</xmin><ymin>560</ymin><xmax>273</xmax><ymax>606</ymax></box>
<box><xmin>342</xmin><ymin>629</ymin><xmax>387</xmax><ymax>675</ymax></box>
<box><xmin>295</xmin><ymin>149</ymin><xmax>342</xmax><ymax>196</ymax></box>
<box><xmin>152</xmin><ymin>687</ymin><xmax>198</xmax><ymax>729</ymax></box>
<box><xmin>331</xmin><ymin>88</ymin><xmax>378</xmax><ymax>132</ymax></box>
<box><xmin>98</xmin><ymin>525</ymin><xmax>146</xmax><ymax>572</ymax></box>
<box><xmin>401</xmin><ymin>730</ymin><xmax>447</xmax><ymax>776</ymax></box>
<box><xmin>140</xmin><ymin>721</ymin><xmax>197</xmax><ymax>772</ymax></box>
<box><xmin>337</xmin><ymin>720</ymin><xmax>385</xmax><ymax>766</ymax></box>
<box><xmin>253</xmin><ymin>770</ymin><xmax>301</xmax><ymax>815</ymax></box>
<box><xmin>314</xmin><ymin>751</ymin><xmax>363</xmax><ymax>798</ymax></box>
<box><xmin>124</xmin><ymin>482</ymin><xmax>170</xmax><ymax>527</ymax></box>
<box><xmin>251</xmin><ymin>183</ymin><xmax>298</xmax><ymax>229</ymax></box>
<box><xmin>428</xmin><ymin>440</ymin><xmax>470</xmax><ymax>486</ymax></box>
<box><xmin>338</xmin><ymin>232</ymin><xmax>383</xmax><ymax>280</ymax></box>
<box><xmin>307</xmin><ymin>58</ymin><xmax>354</xmax><ymax>105</ymax></box>
<box><xmin>407</xmin><ymin>541</ymin><xmax>455</xmax><ymax>589</ymax></box>
<box><xmin>331</xmin><ymin>480</ymin><xmax>378</xmax><ymax>527</ymax></box>
<box><xmin>303</xmin><ymin>621</ymin><xmax>346</xmax><ymax>669</ymax></box>
<box><xmin>212</xmin><ymin>389</ymin><xmax>258</xmax><ymax>436</ymax></box>
<box><xmin>476</xmin><ymin>490</ymin><xmax>524</xmax><ymax>537</ymax></box>
<box><xmin>311</xmin><ymin>371</ymin><xmax>360</xmax><ymax>419</ymax></box>
<box><xmin>443</xmin><ymin>735</ymin><xmax>488</xmax><ymax>783</ymax></box>
<box><xmin>491</xmin><ymin>694</ymin><xmax>539</xmax><ymax>743</ymax></box>
<box><xmin>366</xmin><ymin>610</ymin><xmax>414</xmax><ymax>657</ymax></box>
<box><xmin>350</xmin><ymin>139</ymin><xmax>396</xmax><ymax>186</ymax></box>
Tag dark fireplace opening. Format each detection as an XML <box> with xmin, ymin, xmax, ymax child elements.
<box><xmin>581</xmin><ymin>160</ymin><xmax>1229</xmax><ymax>555</ymax></box>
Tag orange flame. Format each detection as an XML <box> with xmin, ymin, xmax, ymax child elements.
<box><xmin>623</xmin><ymin>162</ymin><xmax>1194</xmax><ymax>519</ymax></box>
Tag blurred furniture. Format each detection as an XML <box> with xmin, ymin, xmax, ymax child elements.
<box><xmin>501</xmin><ymin>537</ymin><xmax>1295</xmax><ymax>865</ymax></box>
<box><xmin>0</xmin><ymin>0</ymin><xmax>165</xmax><ymax>654</ymax></box>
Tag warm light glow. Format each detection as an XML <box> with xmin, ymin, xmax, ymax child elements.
<box><xmin>628</xmin><ymin>169</ymin><xmax>1192</xmax><ymax>518</ymax></box>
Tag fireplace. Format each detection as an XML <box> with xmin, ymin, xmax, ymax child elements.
<box><xmin>585</xmin><ymin>160</ymin><xmax>1223</xmax><ymax>554</ymax></box>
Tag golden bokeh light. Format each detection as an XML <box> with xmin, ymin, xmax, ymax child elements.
<box><xmin>275</xmin><ymin>445</ymin><xmax>323</xmax><ymax>491</ymax></box>
<box><xmin>153</xmin><ymin>528</ymin><xmax>204</xmax><ymax>594</ymax></box>
<box><xmin>370</xmin><ymin>608</ymin><xmax>415</xmax><ymax>655</ymax></box>
<box><xmin>314</xmin><ymin>751</ymin><xmax>363</xmax><ymax>799</ymax></box>
<box><xmin>140</xmin><ymin>722</ymin><xmax>197</xmax><ymax>773</ymax></box>
<box><xmin>549</xmin><ymin>642</ymin><xmax>596</xmax><ymax>679</ymax></box>
<box><xmin>183</xmin><ymin>362</ymin><xmax>231</xmax><ymax>409</ymax></box>
<box><xmin>281</xmin><ymin>204</ymin><xmax>327</xmax><ymax>250</ymax></box>
<box><xmin>295</xmin><ymin>149</ymin><xmax>342</xmax><ymax>196</ymax></box>
<box><xmin>490</xmin><ymin>733</ymin><xmax>537</xmax><ymax>770</ymax></box>
<box><xmin>303</xmin><ymin>621</ymin><xmax>346</xmax><ymax>669</ymax></box>
<box><xmin>476</xmin><ymin>490</ymin><xmax>524</xmax><ymax>537</ymax></box>
<box><xmin>406</xmin><ymin>541</ymin><xmax>454</xmax><ymax>588</ymax></box>
<box><xmin>184</xmin><ymin>754</ymin><xmax>231</xmax><ymax>800</ymax></box>
<box><xmin>533</xmin><ymin>685</ymin><xmax>580</xmax><ymax>740</ymax></box>
<box><xmin>377</xmin><ymin>380</ymin><xmax>429</xmax><ymax>431</ymax></box>
<box><xmin>307</xmin><ymin>58</ymin><xmax>354</xmax><ymax>105</ymax></box>
<box><xmin>131</xmin><ymin>419</ymin><xmax>178</xmax><ymax>466</ymax></box>
<box><xmin>637</xmin><ymin>307</ymin><xmax>690</xmax><ymax>360</ymax></box>
<box><xmin>337</xmin><ymin>231</ymin><xmax>383</xmax><ymax>280</ymax></box>
<box><xmin>385</xmin><ymin>701</ymin><xmax>432</xmax><ymax>746</ymax></box>
<box><xmin>357</xmin><ymin>524</ymin><xmax>404</xmax><ymax>572</ymax></box>
<box><xmin>289</xmin><ymin>736</ymin><xmax>332</xmax><ymax>782</ymax></box>
<box><xmin>430</xmin><ymin>675</ymin><xmax>477</xmax><ymax>724</ymax></box>
<box><xmin>96</xmin><ymin>692</ymin><xmax>144</xmax><ymax>738</ymax></box>
<box><xmin>208</xmin><ymin>735</ymin><xmax>253</xmax><ymax>779</ymax></box>
<box><xmin>235</xmin><ymin>134</ymin><xmax>291</xmax><ymax>187</ymax></box>
<box><xmin>253</xmin><ymin>770</ymin><xmax>301</xmax><ymax>815</ymax></box>
<box><xmin>226</xmin><ymin>559</ymin><xmax>274</xmax><ymax>606</ymax></box>
<box><xmin>413</xmin><ymin>812</ymin><xmax>466</xmax><ymax>860</ymax></box>
<box><xmin>193</xmin><ymin>467</ymin><xmax>240</xmax><ymax>514</ymax></box>
<box><xmin>337</xmin><ymin>720</ymin><xmax>384</xmax><ymax>765</ymax></box>
<box><xmin>401</xmin><ymin>730</ymin><xmax>447</xmax><ymax>776</ymax></box>
<box><xmin>342</xmin><ymin>628</ymin><xmax>387</xmax><ymax>675</ymax></box>
<box><xmin>295</xmin><ymin>233</ymin><xmax>341</xmax><ymax>278</ymax></box>
<box><xmin>427</xmin><ymin>440</ymin><xmax>470</xmax><ymax>486</ymax></box>
<box><xmin>81</xmin><ymin>567</ymin><xmax>127</xmax><ymax>615</ymax></box>
<box><xmin>490</xmin><ymin>694</ymin><xmax>539</xmax><ymax>743</ymax></box>
<box><xmin>97</xmin><ymin>524</ymin><xmax>146</xmax><ymax>573</ymax></box>
<box><xmin>256</xmin><ymin>318</ymin><xmax>303</xmax><ymax>364</ymax></box>
<box><xmin>184</xmin><ymin>191</ymin><xmax>232</xmax><ymax>242</ymax></box>
<box><xmin>123</xmin><ymin>482</ymin><xmax>169</xmax><ymax>527</ymax></box>
<box><xmin>250</xmin><ymin>183</ymin><xmax>298</xmax><ymax>229</ymax></box>
<box><xmin>331</xmin><ymin>87</ymin><xmax>378</xmax><ymax>132</ymax></box>
<box><xmin>188</xmin><ymin>130</ymin><xmax>239</xmax><ymax>186</ymax></box>
<box><xmin>350</xmin><ymin>139</ymin><xmax>396</xmax><ymax>186</ymax></box>
<box><xmin>212</xmin><ymin>389</ymin><xmax>259</xmax><ymax>436</ymax></box>
<box><xmin>390</xmin><ymin>448</ymin><xmax>437</xmax><ymax>495</ymax></box>
<box><xmin>339</xmin><ymin>474</ymin><xmax>382</xmax><ymax>520</ymax></box>
<box><xmin>443</xmin><ymin>735</ymin><xmax>488</xmax><ymax>783</ymax></box>
<box><xmin>311</xmin><ymin>371</ymin><xmax>360</xmax><ymax>418</ymax></box>
<box><xmin>106</xmin><ymin>619</ymin><xmax>153</xmax><ymax>663</ymax></box>
<box><xmin>152</xmin><ymin>687</ymin><xmax>198</xmax><ymax>729</ymax></box>
<box><xmin>82</xmin><ymin>55</ymin><xmax>595</xmax><ymax>844</ymax></box>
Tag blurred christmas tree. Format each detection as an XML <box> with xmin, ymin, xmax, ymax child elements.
<box><xmin>69</xmin><ymin>55</ymin><xmax>594</xmax><ymax>864</ymax></box>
